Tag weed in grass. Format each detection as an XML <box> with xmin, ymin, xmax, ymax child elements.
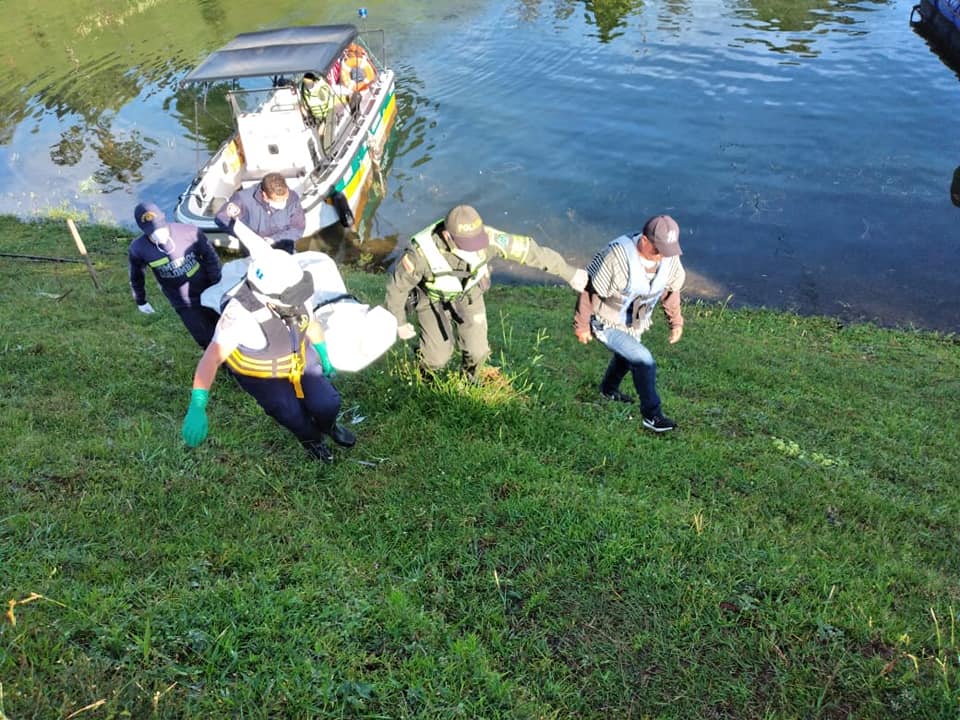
<box><xmin>929</xmin><ymin>607</ymin><xmax>958</xmax><ymax>699</ymax></box>
<box><xmin>691</xmin><ymin>510</ymin><xmax>706</xmax><ymax>536</ymax></box>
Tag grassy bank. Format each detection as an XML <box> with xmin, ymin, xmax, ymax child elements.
<box><xmin>2</xmin><ymin>216</ymin><xmax>959</xmax><ymax>719</ymax></box>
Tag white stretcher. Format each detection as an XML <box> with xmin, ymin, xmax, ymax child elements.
<box><xmin>200</xmin><ymin>222</ymin><xmax>397</xmax><ymax>372</ymax></box>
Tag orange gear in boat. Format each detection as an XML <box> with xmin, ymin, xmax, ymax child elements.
<box><xmin>340</xmin><ymin>44</ymin><xmax>376</xmax><ymax>92</ymax></box>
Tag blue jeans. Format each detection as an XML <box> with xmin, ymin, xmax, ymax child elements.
<box><xmin>592</xmin><ymin>319</ymin><xmax>661</xmax><ymax>419</ymax></box>
<box><xmin>175</xmin><ymin>304</ymin><xmax>221</xmax><ymax>349</ymax></box>
<box><xmin>232</xmin><ymin>345</ymin><xmax>341</xmax><ymax>443</ymax></box>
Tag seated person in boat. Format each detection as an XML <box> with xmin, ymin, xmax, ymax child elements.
<box><xmin>215</xmin><ymin>173</ymin><xmax>305</xmax><ymax>255</ymax></box>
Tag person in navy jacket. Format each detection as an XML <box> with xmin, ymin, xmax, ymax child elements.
<box><xmin>129</xmin><ymin>201</ymin><xmax>223</xmax><ymax>348</ymax></box>
<box><xmin>215</xmin><ymin>173</ymin><xmax>306</xmax><ymax>254</ymax></box>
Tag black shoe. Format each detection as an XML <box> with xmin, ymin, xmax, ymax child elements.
<box><xmin>303</xmin><ymin>439</ymin><xmax>334</xmax><ymax>463</ymax></box>
<box><xmin>328</xmin><ymin>423</ymin><xmax>356</xmax><ymax>448</ymax></box>
<box><xmin>600</xmin><ymin>387</ymin><xmax>634</xmax><ymax>403</ymax></box>
<box><xmin>642</xmin><ymin>414</ymin><xmax>677</xmax><ymax>433</ymax></box>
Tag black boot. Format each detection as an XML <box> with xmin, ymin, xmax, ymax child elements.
<box><xmin>302</xmin><ymin>438</ymin><xmax>333</xmax><ymax>463</ymax></box>
<box><xmin>328</xmin><ymin>423</ymin><xmax>356</xmax><ymax>448</ymax></box>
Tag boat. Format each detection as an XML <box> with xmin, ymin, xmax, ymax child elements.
<box><xmin>174</xmin><ymin>24</ymin><xmax>398</xmax><ymax>251</ymax></box>
<box><xmin>911</xmin><ymin>0</ymin><xmax>960</xmax><ymax>71</ymax></box>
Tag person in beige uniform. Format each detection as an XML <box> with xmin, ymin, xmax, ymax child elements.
<box><xmin>385</xmin><ymin>205</ymin><xmax>588</xmax><ymax>381</ymax></box>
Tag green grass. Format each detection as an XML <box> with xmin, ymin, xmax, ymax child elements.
<box><xmin>2</xmin><ymin>216</ymin><xmax>959</xmax><ymax>718</ymax></box>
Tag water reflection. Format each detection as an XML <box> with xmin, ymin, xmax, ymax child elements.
<box><xmin>30</xmin><ymin>50</ymin><xmax>193</xmax><ymax>190</ymax></box>
<box><xmin>733</xmin><ymin>0</ymin><xmax>890</xmax><ymax>59</ymax></box>
<box><xmin>736</xmin><ymin>0</ymin><xmax>876</xmax><ymax>32</ymax></box>
<box><xmin>0</xmin><ymin>0</ymin><xmax>896</xmax><ymax>194</ymax></box>
<box><xmin>172</xmin><ymin>83</ymin><xmax>240</xmax><ymax>152</ymax></box>
<box><xmin>90</xmin><ymin>124</ymin><xmax>157</xmax><ymax>190</ymax></box>
<box><xmin>586</xmin><ymin>0</ymin><xmax>645</xmax><ymax>43</ymax></box>
<box><xmin>512</xmin><ymin>0</ymin><xmax>892</xmax><ymax>52</ymax></box>
<box><xmin>43</xmin><ymin>68</ymin><xmax>160</xmax><ymax>189</ymax></box>
<box><xmin>49</xmin><ymin>126</ymin><xmax>85</xmax><ymax>167</ymax></box>
<box><xmin>0</xmin><ymin>0</ymin><xmax>957</xmax><ymax>331</ymax></box>
<box><xmin>0</xmin><ymin>0</ymin><xmax>286</xmax><ymax>194</ymax></box>
<box><xmin>910</xmin><ymin>3</ymin><xmax>960</xmax><ymax>80</ymax></box>
<box><xmin>197</xmin><ymin>0</ymin><xmax>228</xmax><ymax>32</ymax></box>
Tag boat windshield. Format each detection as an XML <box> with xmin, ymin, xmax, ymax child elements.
<box><xmin>227</xmin><ymin>86</ymin><xmax>300</xmax><ymax>117</ymax></box>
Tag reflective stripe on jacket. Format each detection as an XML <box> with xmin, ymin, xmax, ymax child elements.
<box><xmin>223</xmin><ymin>285</ymin><xmax>311</xmax><ymax>398</ymax></box>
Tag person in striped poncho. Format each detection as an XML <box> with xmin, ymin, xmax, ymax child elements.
<box><xmin>573</xmin><ymin>215</ymin><xmax>685</xmax><ymax>433</ymax></box>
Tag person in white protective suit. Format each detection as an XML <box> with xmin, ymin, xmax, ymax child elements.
<box><xmin>181</xmin><ymin>247</ymin><xmax>355</xmax><ymax>463</ymax></box>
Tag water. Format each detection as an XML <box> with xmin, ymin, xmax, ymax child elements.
<box><xmin>1</xmin><ymin>0</ymin><xmax>958</xmax><ymax>331</ymax></box>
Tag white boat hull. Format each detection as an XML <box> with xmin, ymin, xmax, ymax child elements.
<box><xmin>176</xmin><ymin>60</ymin><xmax>397</xmax><ymax>250</ymax></box>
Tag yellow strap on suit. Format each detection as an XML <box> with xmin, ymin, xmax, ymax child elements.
<box><xmin>225</xmin><ymin>341</ymin><xmax>307</xmax><ymax>398</ymax></box>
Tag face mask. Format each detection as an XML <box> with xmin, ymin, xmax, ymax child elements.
<box><xmin>150</xmin><ymin>227</ymin><xmax>172</xmax><ymax>247</ymax></box>
<box><xmin>267</xmin><ymin>197</ymin><xmax>288</xmax><ymax>210</ymax></box>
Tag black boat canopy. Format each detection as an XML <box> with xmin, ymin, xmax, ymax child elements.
<box><xmin>181</xmin><ymin>24</ymin><xmax>359</xmax><ymax>84</ymax></box>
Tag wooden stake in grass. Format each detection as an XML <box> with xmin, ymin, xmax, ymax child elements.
<box><xmin>66</xmin><ymin>219</ymin><xmax>102</xmax><ymax>291</ymax></box>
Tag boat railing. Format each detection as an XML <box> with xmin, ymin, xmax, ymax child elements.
<box><xmin>358</xmin><ymin>29</ymin><xmax>387</xmax><ymax>71</ymax></box>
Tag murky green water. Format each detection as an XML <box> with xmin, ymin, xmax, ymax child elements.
<box><xmin>1</xmin><ymin>0</ymin><xmax>958</xmax><ymax>330</ymax></box>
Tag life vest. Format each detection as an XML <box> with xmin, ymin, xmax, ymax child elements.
<box><xmin>411</xmin><ymin>222</ymin><xmax>490</xmax><ymax>302</ymax></box>
<box><xmin>223</xmin><ymin>284</ymin><xmax>312</xmax><ymax>398</ymax></box>
<box><xmin>595</xmin><ymin>235</ymin><xmax>674</xmax><ymax>332</ymax></box>
<box><xmin>300</xmin><ymin>79</ymin><xmax>333</xmax><ymax>120</ymax></box>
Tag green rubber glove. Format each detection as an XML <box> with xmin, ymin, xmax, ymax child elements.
<box><xmin>313</xmin><ymin>341</ymin><xmax>336</xmax><ymax>378</ymax></box>
<box><xmin>181</xmin><ymin>388</ymin><xmax>209</xmax><ymax>447</ymax></box>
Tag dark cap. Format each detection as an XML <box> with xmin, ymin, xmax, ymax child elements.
<box><xmin>134</xmin><ymin>202</ymin><xmax>167</xmax><ymax>235</ymax></box>
<box><xmin>642</xmin><ymin>214</ymin><xmax>682</xmax><ymax>257</ymax></box>
<box><xmin>445</xmin><ymin>205</ymin><xmax>489</xmax><ymax>251</ymax></box>
<box><xmin>303</xmin><ymin>72</ymin><xmax>320</xmax><ymax>82</ymax></box>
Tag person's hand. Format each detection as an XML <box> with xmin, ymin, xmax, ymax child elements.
<box><xmin>223</xmin><ymin>202</ymin><xmax>241</xmax><ymax>219</ymax></box>
<box><xmin>313</xmin><ymin>341</ymin><xmax>337</xmax><ymax>378</ymax></box>
<box><xmin>575</xmin><ymin>329</ymin><xmax>592</xmax><ymax>345</ymax></box>
<box><xmin>137</xmin><ymin>302</ymin><xmax>155</xmax><ymax>314</ymax></box>
<box><xmin>397</xmin><ymin>323</ymin><xmax>416</xmax><ymax>341</ymax></box>
<box><xmin>668</xmin><ymin>326</ymin><xmax>683</xmax><ymax>344</ymax></box>
<box><xmin>181</xmin><ymin>389</ymin><xmax>209</xmax><ymax>447</ymax></box>
<box><xmin>568</xmin><ymin>268</ymin><xmax>589</xmax><ymax>292</ymax></box>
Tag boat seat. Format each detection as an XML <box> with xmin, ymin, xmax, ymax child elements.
<box><xmin>207</xmin><ymin>196</ymin><xmax>229</xmax><ymax>215</ymax></box>
<box><xmin>239</xmin><ymin>165</ymin><xmax>307</xmax><ymax>183</ymax></box>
